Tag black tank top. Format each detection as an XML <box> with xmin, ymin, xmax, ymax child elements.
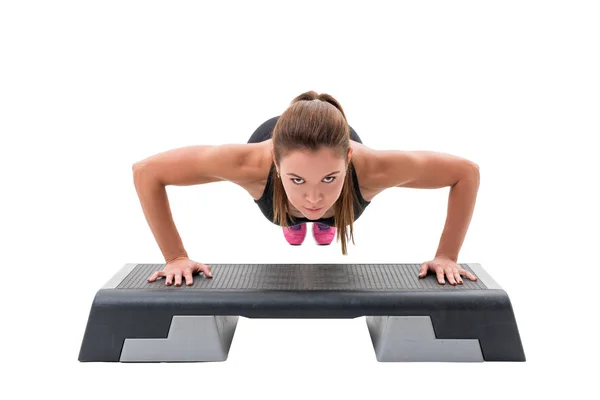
<box><xmin>254</xmin><ymin>160</ymin><xmax>371</xmax><ymax>227</ymax></box>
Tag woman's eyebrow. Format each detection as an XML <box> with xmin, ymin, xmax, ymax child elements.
<box><xmin>286</xmin><ymin>171</ymin><xmax>341</xmax><ymax>179</ymax></box>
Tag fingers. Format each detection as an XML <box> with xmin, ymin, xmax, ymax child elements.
<box><xmin>446</xmin><ymin>269</ymin><xmax>457</xmax><ymax>285</ymax></box>
<box><xmin>418</xmin><ymin>263</ymin><xmax>428</xmax><ymax>278</ymax></box>
<box><xmin>428</xmin><ymin>267</ymin><xmax>474</xmax><ymax>286</ymax></box>
<box><xmin>173</xmin><ymin>271</ymin><xmax>183</xmax><ymax>287</ymax></box>
<box><xmin>183</xmin><ymin>270</ymin><xmax>194</xmax><ymax>286</ymax></box>
<box><xmin>147</xmin><ymin>271</ymin><xmax>163</xmax><ymax>282</ymax></box>
<box><xmin>461</xmin><ymin>269</ymin><xmax>478</xmax><ymax>281</ymax></box>
<box><xmin>455</xmin><ymin>270</ymin><xmax>463</xmax><ymax>285</ymax></box>
<box><xmin>147</xmin><ymin>265</ymin><xmax>214</xmax><ymax>287</ymax></box>
<box><xmin>436</xmin><ymin>269</ymin><xmax>445</xmax><ymax>285</ymax></box>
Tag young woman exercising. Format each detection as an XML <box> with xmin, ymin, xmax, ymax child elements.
<box><xmin>133</xmin><ymin>91</ymin><xmax>480</xmax><ymax>288</ymax></box>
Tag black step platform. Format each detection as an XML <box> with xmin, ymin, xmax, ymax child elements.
<box><xmin>78</xmin><ymin>263</ymin><xmax>525</xmax><ymax>362</ymax></box>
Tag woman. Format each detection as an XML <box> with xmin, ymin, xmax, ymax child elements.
<box><xmin>134</xmin><ymin>90</ymin><xmax>480</xmax><ymax>287</ymax></box>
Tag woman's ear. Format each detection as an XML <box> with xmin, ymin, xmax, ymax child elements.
<box><xmin>270</xmin><ymin>149</ymin><xmax>278</xmax><ymax>175</ymax></box>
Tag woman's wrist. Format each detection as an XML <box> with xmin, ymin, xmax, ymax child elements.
<box><xmin>165</xmin><ymin>254</ymin><xmax>189</xmax><ymax>263</ymax></box>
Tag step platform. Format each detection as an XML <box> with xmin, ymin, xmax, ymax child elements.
<box><xmin>78</xmin><ymin>263</ymin><xmax>525</xmax><ymax>363</ymax></box>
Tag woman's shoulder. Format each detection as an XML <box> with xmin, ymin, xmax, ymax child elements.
<box><xmin>349</xmin><ymin>142</ymin><xmax>387</xmax><ymax>203</ymax></box>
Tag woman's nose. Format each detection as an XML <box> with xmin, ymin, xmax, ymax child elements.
<box><xmin>305</xmin><ymin>189</ymin><xmax>323</xmax><ymax>204</ymax></box>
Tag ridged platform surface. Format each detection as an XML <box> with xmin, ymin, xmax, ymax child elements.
<box><xmin>116</xmin><ymin>263</ymin><xmax>489</xmax><ymax>290</ymax></box>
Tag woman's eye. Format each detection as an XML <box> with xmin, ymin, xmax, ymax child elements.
<box><xmin>291</xmin><ymin>177</ymin><xmax>336</xmax><ymax>185</ymax></box>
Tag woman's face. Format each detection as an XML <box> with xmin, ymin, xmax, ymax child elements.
<box><xmin>273</xmin><ymin>147</ymin><xmax>352</xmax><ymax>219</ymax></box>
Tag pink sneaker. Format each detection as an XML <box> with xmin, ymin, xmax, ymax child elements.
<box><xmin>313</xmin><ymin>222</ymin><xmax>336</xmax><ymax>245</ymax></box>
<box><xmin>283</xmin><ymin>223</ymin><xmax>307</xmax><ymax>245</ymax></box>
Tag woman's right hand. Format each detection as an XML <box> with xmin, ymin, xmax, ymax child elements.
<box><xmin>147</xmin><ymin>258</ymin><xmax>213</xmax><ymax>286</ymax></box>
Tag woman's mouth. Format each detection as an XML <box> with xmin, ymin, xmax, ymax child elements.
<box><xmin>305</xmin><ymin>207</ymin><xmax>323</xmax><ymax>213</ymax></box>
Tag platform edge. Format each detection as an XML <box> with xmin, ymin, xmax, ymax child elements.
<box><xmin>102</xmin><ymin>263</ymin><xmax>139</xmax><ymax>289</ymax></box>
<box><xmin>465</xmin><ymin>263</ymin><xmax>502</xmax><ymax>290</ymax></box>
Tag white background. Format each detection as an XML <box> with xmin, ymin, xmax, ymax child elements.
<box><xmin>1</xmin><ymin>0</ymin><xmax>598</xmax><ymax>398</ymax></box>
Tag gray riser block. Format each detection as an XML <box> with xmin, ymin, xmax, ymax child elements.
<box><xmin>120</xmin><ymin>315</ymin><xmax>238</xmax><ymax>362</ymax></box>
<box><xmin>366</xmin><ymin>316</ymin><xmax>483</xmax><ymax>362</ymax></box>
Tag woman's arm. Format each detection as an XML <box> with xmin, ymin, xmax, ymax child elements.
<box><xmin>367</xmin><ymin>149</ymin><xmax>480</xmax><ymax>262</ymax></box>
<box><xmin>132</xmin><ymin>144</ymin><xmax>260</xmax><ymax>262</ymax></box>
<box><xmin>132</xmin><ymin>167</ymin><xmax>190</xmax><ymax>262</ymax></box>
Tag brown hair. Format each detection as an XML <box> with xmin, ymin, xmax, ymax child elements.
<box><xmin>270</xmin><ymin>90</ymin><xmax>364</xmax><ymax>255</ymax></box>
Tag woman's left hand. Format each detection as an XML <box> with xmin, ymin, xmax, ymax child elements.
<box><xmin>418</xmin><ymin>256</ymin><xmax>478</xmax><ymax>285</ymax></box>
